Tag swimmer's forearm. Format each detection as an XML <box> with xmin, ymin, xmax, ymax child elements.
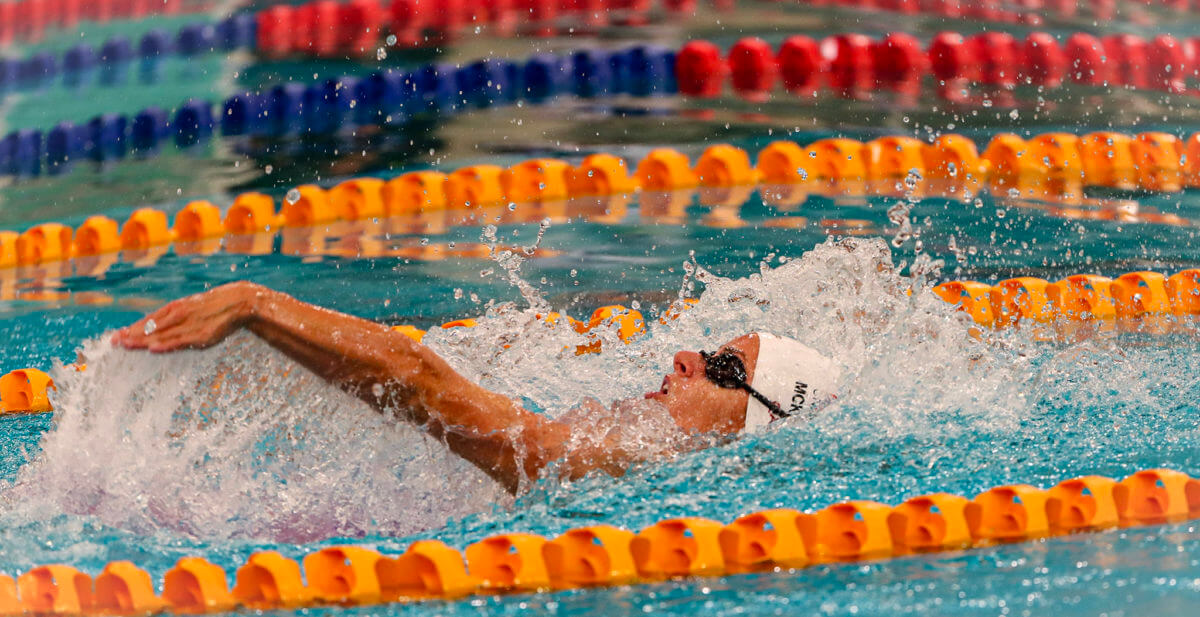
<box><xmin>244</xmin><ymin>288</ymin><xmax>566</xmax><ymax>492</ymax></box>
<box><xmin>244</xmin><ymin>288</ymin><xmax>406</xmax><ymax>393</ymax></box>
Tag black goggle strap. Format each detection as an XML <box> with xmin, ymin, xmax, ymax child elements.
<box><xmin>740</xmin><ymin>383</ymin><xmax>789</xmax><ymax>422</ymax></box>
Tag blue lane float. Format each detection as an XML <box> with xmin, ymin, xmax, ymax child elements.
<box><xmin>0</xmin><ymin>44</ymin><xmax>680</xmax><ymax>179</ymax></box>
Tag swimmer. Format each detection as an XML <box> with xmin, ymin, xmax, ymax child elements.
<box><xmin>112</xmin><ymin>281</ymin><xmax>839</xmax><ymax>493</ymax></box>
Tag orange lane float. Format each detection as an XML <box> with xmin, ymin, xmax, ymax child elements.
<box><xmin>694</xmin><ymin>144</ymin><xmax>759</xmax><ymax>187</ymax></box>
<box><xmin>630</xmin><ymin>518</ymin><xmax>725</xmax><ymax>578</ymax></box>
<box><xmin>1079</xmin><ymin>132</ymin><xmax>1137</xmax><ymax>189</ymax></box>
<box><xmin>231</xmin><ymin>552</ymin><xmax>311</xmax><ymax>609</ymax></box>
<box><xmin>162</xmin><ymin>557</ymin><xmax>236</xmax><ymax>614</ymax></box>
<box><xmin>981</xmin><ymin>133</ymin><xmax>1033</xmax><ymax>186</ymax></box>
<box><xmin>718</xmin><ymin>509</ymin><xmax>811</xmax><ymax>570</ymax></box>
<box><xmin>94</xmin><ymin>561</ymin><xmax>166</xmax><ymax>615</ymax></box>
<box><xmin>1048</xmin><ymin>477</ymin><xmax>1125</xmax><ymax>533</ymax></box>
<box><xmin>2</xmin><ymin>131</ymin><xmax>1200</xmax><ymax>279</ymax></box>
<box><xmin>224</xmin><ymin>193</ymin><xmax>278</xmax><ymax>234</ymax></box>
<box><xmin>934</xmin><ymin>268</ymin><xmax>1200</xmax><ymax>333</ymax></box>
<box><xmin>933</xmin><ymin>281</ymin><xmax>995</xmax><ymax>328</ymax></box>
<box><xmin>0</xmin><ymin>368</ymin><xmax>55</xmax><ymax>414</ymax></box>
<box><xmin>756</xmin><ymin>141</ymin><xmax>807</xmax><ymax>184</ymax></box>
<box><xmin>120</xmin><ymin>208</ymin><xmax>172</xmax><ymax>250</ymax></box>
<box><xmin>865</xmin><ymin>136</ymin><xmax>926</xmax><ymax>181</ymax></box>
<box><xmin>280</xmin><ymin>185</ymin><xmax>335</xmax><ymax>227</ymax></box>
<box><xmin>936</xmin><ymin>265</ymin><xmax>1200</xmax><ymax>336</ymax></box>
<box><xmin>969</xmin><ymin>485</ymin><xmax>1056</xmax><ymax>542</ymax></box>
<box><xmin>801</xmin><ymin>501</ymin><xmax>894</xmax><ymax>561</ymax></box>
<box><xmin>1046</xmin><ymin>274</ymin><xmax>1117</xmax><ymax>325</ymax></box>
<box><xmin>173</xmin><ymin>201</ymin><xmax>224</xmax><ymax>242</ymax></box>
<box><xmin>465</xmin><ymin>533</ymin><xmax>550</xmax><ymax>592</ymax></box>
<box><xmin>376</xmin><ymin>540</ymin><xmax>475</xmax><ymax>600</ymax></box>
<box><xmin>0</xmin><ymin>232</ymin><xmax>16</xmax><ymax>268</ymax></box>
<box><xmin>302</xmin><ymin>546</ymin><xmax>383</xmax><ymax>605</ymax></box>
<box><xmin>887</xmin><ymin>494</ymin><xmax>979</xmax><ymax>553</ymax></box>
<box><xmin>502</xmin><ymin>159</ymin><xmax>570</xmax><ymax>203</ymax></box>
<box><xmin>383</xmin><ymin>171</ymin><xmax>448</xmax><ymax>215</ymax></box>
<box><xmin>1131</xmin><ymin>132</ymin><xmax>1184</xmax><ymax>192</ymax></box>
<box><xmin>330</xmin><ymin>178</ymin><xmax>386</xmax><ymax>221</ymax></box>
<box><xmin>18</xmin><ymin>565</ymin><xmax>92</xmax><ymax>615</ymax></box>
<box><xmin>445</xmin><ymin>165</ymin><xmax>506</xmax><ymax>208</ymax></box>
<box><xmin>72</xmin><ymin>216</ymin><xmax>121</xmax><ymax>256</ymax></box>
<box><xmin>567</xmin><ymin>154</ymin><xmax>638</xmax><ymax>196</ymax></box>
<box><xmin>803</xmin><ymin>138</ymin><xmax>867</xmax><ymax>183</ymax></box>
<box><xmin>923</xmin><ymin>134</ymin><xmax>989</xmax><ymax>182</ymax></box>
<box><xmin>1115</xmin><ymin>469</ymin><xmax>1200</xmax><ymax>525</ymax></box>
<box><xmin>989</xmin><ymin>277</ymin><xmax>1053</xmax><ymax>329</ymax></box>
<box><xmin>17</xmin><ymin>223</ymin><xmax>73</xmax><ymax>265</ymax></box>
<box><xmin>636</xmin><ymin>148</ymin><xmax>698</xmax><ymax>191</ymax></box>
<box><xmin>1185</xmin><ymin>133</ymin><xmax>1200</xmax><ymax>187</ymax></box>
<box><xmin>1166</xmin><ymin>269</ymin><xmax>1200</xmax><ymax>315</ymax></box>
<box><xmin>3</xmin><ymin>468</ymin><xmax>1200</xmax><ymax>611</ymax></box>
<box><xmin>543</xmin><ymin>526</ymin><xmax>638</xmax><ymax>588</ymax></box>
<box><xmin>1110</xmin><ymin>271</ymin><xmax>1172</xmax><ymax>331</ymax></box>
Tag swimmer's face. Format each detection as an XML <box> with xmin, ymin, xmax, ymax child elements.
<box><xmin>644</xmin><ymin>333</ymin><xmax>760</xmax><ymax>435</ymax></box>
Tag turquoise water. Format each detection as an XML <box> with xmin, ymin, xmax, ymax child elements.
<box><xmin>4</xmin><ymin>8</ymin><xmax>1200</xmax><ymax>617</ymax></box>
<box><xmin>0</xmin><ymin>177</ymin><xmax>1199</xmax><ymax>615</ymax></box>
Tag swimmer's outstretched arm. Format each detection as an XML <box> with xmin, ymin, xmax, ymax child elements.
<box><xmin>112</xmin><ymin>281</ymin><xmax>620</xmax><ymax>493</ymax></box>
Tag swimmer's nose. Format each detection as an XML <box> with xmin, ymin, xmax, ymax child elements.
<box><xmin>674</xmin><ymin>350</ymin><xmax>703</xmax><ymax>379</ymax></box>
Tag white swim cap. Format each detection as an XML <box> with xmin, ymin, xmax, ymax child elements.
<box><xmin>743</xmin><ymin>333</ymin><xmax>841</xmax><ymax>432</ymax></box>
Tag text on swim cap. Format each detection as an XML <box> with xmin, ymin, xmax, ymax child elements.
<box><xmin>788</xmin><ymin>382</ymin><xmax>809</xmax><ymax>414</ymax></box>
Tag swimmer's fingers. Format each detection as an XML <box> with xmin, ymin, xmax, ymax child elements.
<box><xmin>146</xmin><ymin>325</ymin><xmax>228</xmax><ymax>353</ymax></box>
<box><xmin>143</xmin><ymin>299</ymin><xmax>192</xmax><ymax>332</ymax></box>
<box><xmin>112</xmin><ymin>319</ymin><xmax>151</xmax><ymax>348</ymax></box>
<box><xmin>113</xmin><ymin>296</ymin><xmax>204</xmax><ymax>348</ymax></box>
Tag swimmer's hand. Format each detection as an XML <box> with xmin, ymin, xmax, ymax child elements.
<box><xmin>113</xmin><ymin>281</ymin><xmax>267</xmax><ymax>352</ymax></box>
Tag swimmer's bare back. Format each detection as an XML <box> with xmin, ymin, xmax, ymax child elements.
<box><xmin>113</xmin><ymin>281</ymin><xmax>634</xmax><ymax>493</ymax></box>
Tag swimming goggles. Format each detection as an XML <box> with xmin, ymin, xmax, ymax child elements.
<box><xmin>700</xmin><ymin>351</ymin><xmax>788</xmax><ymax>421</ymax></box>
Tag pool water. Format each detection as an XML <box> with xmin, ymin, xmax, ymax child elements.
<box><xmin>4</xmin><ymin>5</ymin><xmax>1200</xmax><ymax>617</ymax></box>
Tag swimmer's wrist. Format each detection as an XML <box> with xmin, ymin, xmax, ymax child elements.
<box><xmin>239</xmin><ymin>282</ymin><xmax>276</xmax><ymax>322</ymax></box>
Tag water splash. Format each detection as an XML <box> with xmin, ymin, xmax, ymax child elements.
<box><xmin>10</xmin><ymin>334</ymin><xmax>508</xmax><ymax>543</ymax></box>
<box><xmin>6</xmin><ymin>237</ymin><xmax>1188</xmax><ymax>545</ymax></box>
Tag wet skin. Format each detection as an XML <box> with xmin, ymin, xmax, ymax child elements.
<box><xmin>113</xmin><ymin>281</ymin><xmax>759</xmax><ymax>493</ymax></box>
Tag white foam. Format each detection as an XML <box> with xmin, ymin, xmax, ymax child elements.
<box><xmin>2</xmin><ymin>237</ymin><xmax>1062</xmax><ymax>542</ymax></box>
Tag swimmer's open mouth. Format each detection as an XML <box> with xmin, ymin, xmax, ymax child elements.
<box><xmin>645</xmin><ymin>376</ymin><xmax>669</xmax><ymax>400</ymax></box>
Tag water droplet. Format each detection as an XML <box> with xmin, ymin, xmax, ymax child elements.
<box><xmin>995</xmin><ymin>208</ymin><xmax>1007</xmax><ymax>219</ymax></box>
<box><xmin>285</xmin><ymin>188</ymin><xmax>301</xmax><ymax>204</ymax></box>
<box><xmin>982</xmin><ymin>99</ymin><xmax>993</xmax><ymax>108</ymax></box>
<box><xmin>143</xmin><ymin>319</ymin><xmax>157</xmax><ymax>335</ymax></box>
<box><xmin>1009</xmin><ymin>109</ymin><xmax>1019</xmax><ymax>120</ymax></box>
<box><xmin>376</xmin><ymin>47</ymin><xmax>387</xmax><ymax>61</ymax></box>
<box><xmin>386</xmin><ymin>34</ymin><xmax>397</xmax><ymax>46</ymax></box>
<box><xmin>1007</xmin><ymin>188</ymin><xmax>1020</xmax><ymax>198</ymax></box>
<box><xmin>372</xmin><ymin>383</ymin><xmax>384</xmax><ymax>398</ymax></box>
<box><xmin>264</xmin><ymin>165</ymin><xmax>274</xmax><ymax>175</ymax></box>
